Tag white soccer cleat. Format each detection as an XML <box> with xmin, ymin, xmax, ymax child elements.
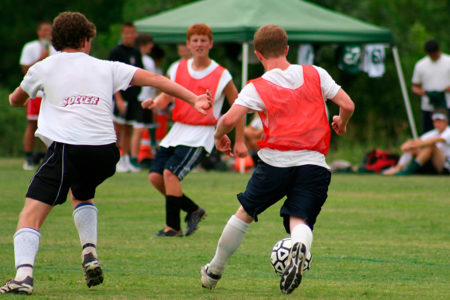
<box><xmin>200</xmin><ymin>264</ymin><xmax>221</xmax><ymax>289</ymax></box>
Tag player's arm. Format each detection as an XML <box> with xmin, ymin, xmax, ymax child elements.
<box><xmin>132</xmin><ymin>69</ymin><xmax>211</xmax><ymax>114</ymax></box>
<box><xmin>214</xmin><ymin>104</ymin><xmax>250</xmax><ymax>156</ymax></box>
<box><xmin>224</xmin><ymin>81</ymin><xmax>248</xmax><ymax>157</ymax></box>
<box><xmin>412</xmin><ymin>83</ymin><xmax>425</xmax><ymax>96</ymax></box>
<box><xmin>114</xmin><ymin>91</ymin><xmax>127</xmax><ymax>115</ymax></box>
<box><xmin>329</xmin><ymin>88</ymin><xmax>355</xmax><ymax>136</ymax></box>
<box><xmin>142</xmin><ymin>92</ymin><xmax>173</xmax><ymax>110</ymax></box>
<box><xmin>401</xmin><ymin>136</ymin><xmax>444</xmax><ymax>151</ymax></box>
<box><xmin>9</xmin><ymin>86</ymin><xmax>30</xmax><ymax>107</ymax></box>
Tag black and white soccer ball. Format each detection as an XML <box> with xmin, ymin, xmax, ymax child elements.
<box><xmin>270</xmin><ymin>237</ymin><xmax>312</xmax><ymax>276</ymax></box>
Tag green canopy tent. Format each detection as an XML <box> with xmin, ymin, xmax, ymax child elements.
<box><xmin>135</xmin><ymin>0</ymin><xmax>417</xmax><ymax>138</ymax></box>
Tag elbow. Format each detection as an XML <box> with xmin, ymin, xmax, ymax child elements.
<box><xmin>221</xmin><ymin>114</ymin><xmax>236</xmax><ymax>129</ymax></box>
<box><xmin>343</xmin><ymin>100</ymin><xmax>355</xmax><ymax>114</ymax></box>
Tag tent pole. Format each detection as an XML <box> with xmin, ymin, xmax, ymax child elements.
<box><xmin>392</xmin><ymin>46</ymin><xmax>418</xmax><ymax>139</ymax></box>
<box><xmin>242</xmin><ymin>42</ymin><xmax>249</xmax><ymax>89</ymax></box>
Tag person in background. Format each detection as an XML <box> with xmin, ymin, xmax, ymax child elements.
<box><xmin>19</xmin><ymin>21</ymin><xmax>57</xmax><ymax>170</ymax></box>
<box><xmin>244</xmin><ymin>113</ymin><xmax>264</xmax><ymax>165</ymax></box>
<box><xmin>142</xmin><ymin>24</ymin><xmax>247</xmax><ymax>237</ymax></box>
<box><xmin>108</xmin><ymin>21</ymin><xmax>143</xmax><ymax>172</ymax></box>
<box><xmin>134</xmin><ymin>33</ymin><xmax>158</xmax><ymax>168</ymax></box>
<box><xmin>200</xmin><ymin>24</ymin><xmax>354</xmax><ymax>294</ymax></box>
<box><xmin>411</xmin><ymin>40</ymin><xmax>450</xmax><ymax>133</ymax></box>
<box><xmin>383</xmin><ymin>108</ymin><xmax>450</xmax><ymax>175</ymax></box>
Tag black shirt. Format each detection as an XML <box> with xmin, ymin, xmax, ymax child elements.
<box><xmin>109</xmin><ymin>44</ymin><xmax>143</xmax><ymax>101</ymax></box>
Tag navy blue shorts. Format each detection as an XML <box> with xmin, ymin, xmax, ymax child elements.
<box><xmin>150</xmin><ymin>145</ymin><xmax>207</xmax><ymax>180</ymax></box>
<box><xmin>26</xmin><ymin>142</ymin><xmax>120</xmax><ymax>206</ymax></box>
<box><xmin>237</xmin><ymin>161</ymin><xmax>331</xmax><ymax>233</ymax></box>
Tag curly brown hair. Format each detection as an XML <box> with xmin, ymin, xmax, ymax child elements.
<box><xmin>51</xmin><ymin>12</ymin><xmax>96</xmax><ymax>51</ymax></box>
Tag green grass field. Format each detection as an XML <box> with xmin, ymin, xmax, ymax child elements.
<box><xmin>0</xmin><ymin>158</ymin><xmax>449</xmax><ymax>299</ymax></box>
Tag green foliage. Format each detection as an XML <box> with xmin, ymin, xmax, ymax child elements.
<box><xmin>1</xmin><ymin>0</ymin><xmax>449</xmax><ymax>156</ymax></box>
<box><xmin>0</xmin><ymin>89</ymin><xmax>26</xmax><ymax>156</ymax></box>
<box><xmin>0</xmin><ymin>0</ymin><xmax>124</xmax><ymax>89</ymax></box>
<box><xmin>0</xmin><ymin>160</ymin><xmax>449</xmax><ymax>299</ymax></box>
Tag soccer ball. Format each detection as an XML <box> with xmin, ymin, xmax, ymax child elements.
<box><xmin>270</xmin><ymin>237</ymin><xmax>312</xmax><ymax>276</ymax></box>
<box><xmin>270</xmin><ymin>237</ymin><xmax>292</xmax><ymax>275</ymax></box>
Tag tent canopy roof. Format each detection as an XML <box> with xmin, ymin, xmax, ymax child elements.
<box><xmin>135</xmin><ymin>0</ymin><xmax>394</xmax><ymax>44</ymax></box>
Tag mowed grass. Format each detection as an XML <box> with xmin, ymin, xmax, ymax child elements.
<box><xmin>0</xmin><ymin>157</ymin><xmax>449</xmax><ymax>299</ymax></box>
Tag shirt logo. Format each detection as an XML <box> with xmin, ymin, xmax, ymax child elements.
<box><xmin>63</xmin><ymin>95</ymin><xmax>100</xmax><ymax>107</ymax></box>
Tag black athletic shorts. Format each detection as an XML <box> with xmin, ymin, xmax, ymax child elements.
<box><xmin>150</xmin><ymin>145</ymin><xmax>207</xmax><ymax>181</ymax></box>
<box><xmin>237</xmin><ymin>161</ymin><xmax>331</xmax><ymax>233</ymax></box>
<box><xmin>113</xmin><ymin>98</ymin><xmax>154</xmax><ymax>127</ymax></box>
<box><xmin>26</xmin><ymin>142</ymin><xmax>120</xmax><ymax>206</ymax></box>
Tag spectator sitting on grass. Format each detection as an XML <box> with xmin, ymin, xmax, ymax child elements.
<box><xmin>383</xmin><ymin>108</ymin><xmax>450</xmax><ymax>175</ymax></box>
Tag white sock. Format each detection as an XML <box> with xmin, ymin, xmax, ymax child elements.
<box><xmin>73</xmin><ymin>204</ymin><xmax>98</xmax><ymax>257</ymax></box>
<box><xmin>14</xmin><ymin>227</ymin><xmax>41</xmax><ymax>281</ymax></box>
<box><xmin>209</xmin><ymin>215</ymin><xmax>250</xmax><ymax>275</ymax></box>
<box><xmin>291</xmin><ymin>223</ymin><xmax>313</xmax><ymax>254</ymax></box>
<box><xmin>398</xmin><ymin>153</ymin><xmax>413</xmax><ymax>168</ymax></box>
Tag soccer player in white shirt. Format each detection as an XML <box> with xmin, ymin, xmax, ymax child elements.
<box><xmin>1</xmin><ymin>12</ymin><xmax>211</xmax><ymax>295</ymax></box>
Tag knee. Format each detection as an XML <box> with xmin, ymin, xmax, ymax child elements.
<box><xmin>149</xmin><ymin>172</ymin><xmax>162</xmax><ymax>185</ymax></box>
<box><xmin>163</xmin><ymin>169</ymin><xmax>178</xmax><ymax>182</ymax></box>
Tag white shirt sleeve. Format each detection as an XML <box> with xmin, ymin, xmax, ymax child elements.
<box><xmin>20</xmin><ymin>63</ymin><xmax>42</xmax><ymax>98</ymax></box>
<box><xmin>234</xmin><ymin>83</ymin><xmax>266</xmax><ymax>111</ymax></box>
<box><xmin>411</xmin><ymin>61</ymin><xmax>422</xmax><ymax>85</ymax></box>
<box><xmin>19</xmin><ymin>42</ymin><xmax>39</xmax><ymax>66</ymax></box>
<box><xmin>315</xmin><ymin>66</ymin><xmax>341</xmax><ymax>99</ymax></box>
<box><xmin>111</xmin><ymin>61</ymin><xmax>139</xmax><ymax>93</ymax></box>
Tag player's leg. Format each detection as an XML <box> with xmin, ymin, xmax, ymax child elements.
<box><xmin>202</xmin><ymin>160</ymin><xmax>287</xmax><ymax>289</ymax></box>
<box><xmin>280</xmin><ymin>165</ymin><xmax>330</xmax><ymax>294</ymax></box>
<box><xmin>130</xmin><ymin>126</ymin><xmax>144</xmax><ymax>171</ymax></box>
<box><xmin>23</xmin><ymin>98</ymin><xmax>41</xmax><ymax>170</ymax></box>
<box><xmin>69</xmin><ymin>143</ymin><xmax>119</xmax><ymax>288</ymax></box>
<box><xmin>0</xmin><ymin>198</ymin><xmax>52</xmax><ymax>295</ymax></box>
<box><xmin>201</xmin><ymin>206</ymin><xmax>252</xmax><ymax>289</ymax></box>
<box><xmin>71</xmin><ymin>196</ymin><xmax>103</xmax><ymax>288</ymax></box>
<box><xmin>163</xmin><ymin>146</ymin><xmax>207</xmax><ymax>236</ymax></box>
<box><xmin>429</xmin><ymin>146</ymin><xmax>445</xmax><ymax>173</ymax></box>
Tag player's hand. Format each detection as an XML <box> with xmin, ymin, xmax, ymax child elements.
<box><xmin>233</xmin><ymin>141</ymin><xmax>248</xmax><ymax>158</ymax></box>
<box><xmin>194</xmin><ymin>89</ymin><xmax>212</xmax><ymax>115</ymax></box>
<box><xmin>141</xmin><ymin>98</ymin><xmax>156</xmax><ymax>110</ymax></box>
<box><xmin>331</xmin><ymin>115</ymin><xmax>347</xmax><ymax>136</ymax></box>
<box><xmin>215</xmin><ymin>135</ymin><xmax>233</xmax><ymax>156</ymax></box>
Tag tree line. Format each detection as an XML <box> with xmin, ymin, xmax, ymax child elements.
<box><xmin>0</xmin><ymin>0</ymin><xmax>448</xmax><ymax>156</ymax></box>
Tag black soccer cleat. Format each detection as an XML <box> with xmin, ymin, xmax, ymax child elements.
<box><xmin>280</xmin><ymin>242</ymin><xmax>306</xmax><ymax>294</ymax></box>
<box><xmin>155</xmin><ymin>226</ymin><xmax>183</xmax><ymax>237</ymax></box>
<box><xmin>0</xmin><ymin>276</ymin><xmax>33</xmax><ymax>295</ymax></box>
<box><xmin>82</xmin><ymin>253</ymin><xmax>104</xmax><ymax>288</ymax></box>
<box><xmin>185</xmin><ymin>207</ymin><xmax>206</xmax><ymax>236</ymax></box>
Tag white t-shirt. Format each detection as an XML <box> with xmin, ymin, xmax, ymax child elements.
<box><xmin>411</xmin><ymin>53</ymin><xmax>450</xmax><ymax>111</ymax></box>
<box><xmin>160</xmin><ymin>58</ymin><xmax>232</xmax><ymax>153</ymax></box>
<box><xmin>362</xmin><ymin>44</ymin><xmax>386</xmax><ymax>78</ymax></box>
<box><xmin>20</xmin><ymin>52</ymin><xmax>138</xmax><ymax>146</ymax></box>
<box><xmin>234</xmin><ymin>64</ymin><xmax>341</xmax><ymax>169</ymax></box>
<box><xmin>20</xmin><ymin>40</ymin><xmax>58</xmax><ymax>98</ymax></box>
<box><xmin>138</xmin><ymin>54</ymin><xmax>157</xmax><ymax>101</ymax></box>
<box><xmin>421</xmin><ymin>126</ymin><xmax>450</xmax><ymax>169</ymax></box>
